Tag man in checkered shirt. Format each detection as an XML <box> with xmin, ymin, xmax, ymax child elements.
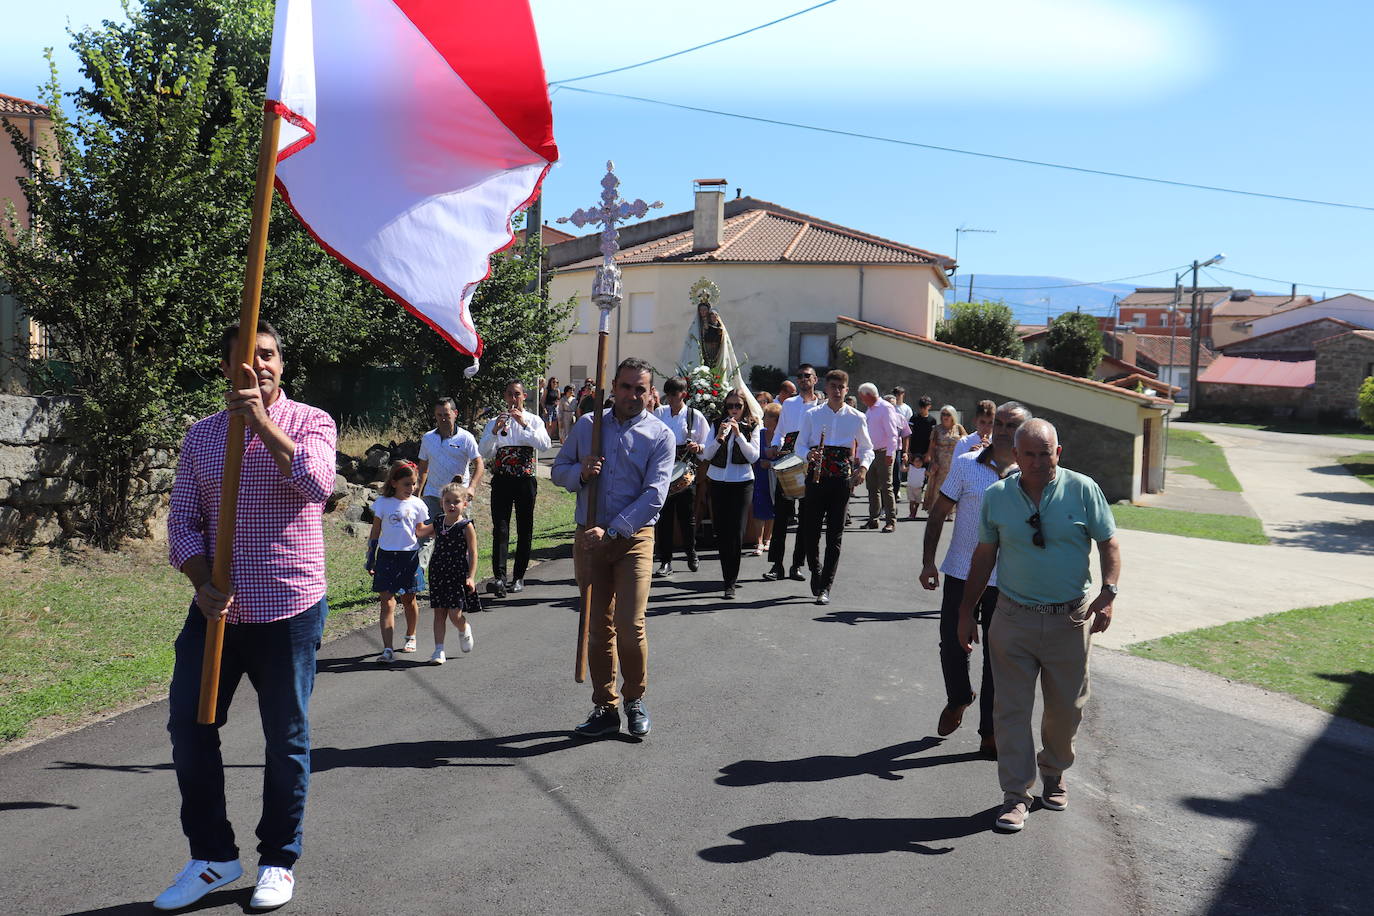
<box><xmin>155</xmin><ymin>320</ymin><xmax>336</xmax><ymax>912</ymax></box>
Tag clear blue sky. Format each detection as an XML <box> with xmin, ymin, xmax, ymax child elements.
<box><xmin>5</xmin><ymin>0</ymin><xmax>1372</xmax><ymax>316</ymax></box>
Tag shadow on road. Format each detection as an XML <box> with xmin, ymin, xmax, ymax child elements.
<box><xmin>699</xmin><ymin>809</ymin><xmax>1000</xmax><ymax>862</ymax></box>
<box><xmin>310</xmin><ymin>729</ymin><xmax>616</xmax><ymax>772</ymax></box>
<box><xmin>1268</xmin><ymin>518</ymin><xmax>1374</xmax><ymax>554</ymax></box>
<box><xmin>813</xmin><ymin>609</ymin><xmax>939</xmax><ymax>625</ymax></box>
<box><xmin>1296</xmin><ymin>489</ymin><xmax>1374</xmax><ymax>506</ymax></box>
<box><xmin>60</xmin><ymin>887</ymin><xmax>250</xmax><ymax>914</ymax></box>
<box><xmin>716</xmin><ymin>738</ymin><xmax>983</xmax><ymax>786</ymax></box>
<box><xmin>0</xmin><ymin>801</ymin><xmax>78</xmax><ymax>812</ymax></box>
<box><xmin>1188</xmin><ymin>671</ymin><xmax>1371</xmax><ymax>914</ymax></box>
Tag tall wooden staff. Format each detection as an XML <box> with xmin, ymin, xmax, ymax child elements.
<box><xmin>557</xmin><ymin>161</ymin><xmax>661</xmax><ymax>682</ymax></box>
<box><xmin>197</xmin><ymin>108</ymin><xmax>282</xmax><ymax>723</ymax></box>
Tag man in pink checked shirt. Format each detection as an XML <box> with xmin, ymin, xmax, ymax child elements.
<box><xmin>858</xmin><ymin>382</ymin><xmax>908</xmax><ymax>533</ymax></box>
<box><xmin>155</xmin><ymin>320</ymin><xmax>336</xmax><ymax>913</ymax></box>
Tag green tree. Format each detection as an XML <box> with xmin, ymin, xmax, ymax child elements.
<box><xmin>1</xmin><ymin>17</ymin><xmax>257</xmax><ymax>546</ymax></box>
<box><xmin>1039</xmin><ymin>311</ymin><xmax>1105</xmax><ymax>377</ymax></box>
<box><xmin>1358</xmin><ymin>376</ymin><xmax>1374</xmax><ymax>429</ymax></box>
<box><xmin>935</xmin><ymin>300</ymin><xmax>1023</xmax><ymax>359</ymax></box>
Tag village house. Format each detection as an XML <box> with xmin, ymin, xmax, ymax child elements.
<box><xmin>543</xmin><ymin>179</ymin><xmax>953</xmax><ymax>386</ymax></box>
<box><xmin>0</xmin><ymin>92</ymin><xmax>55</xmax><ymax>392</ymax></box>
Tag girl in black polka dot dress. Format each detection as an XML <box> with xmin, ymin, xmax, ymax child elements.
<box><xmin>424</xmin><ymin>482</ymin><xmax>480</xmax><ymax>664</ymax></box>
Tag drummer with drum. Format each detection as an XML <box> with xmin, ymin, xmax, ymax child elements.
<box><xmin>796</xmin><ymin>369</ymin><xmax>874</xmax><ymax>605</ymax></box>
<box><xmin>763</xmin><ymin>363</ymin><xmax>823</xmax><ymax>583</ymax></box>
<box><xmin>653</xmin><ymin>376</ymin><xmax>711</xmax><ymax>577</ymax></box>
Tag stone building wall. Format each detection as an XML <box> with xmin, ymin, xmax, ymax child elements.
<box><xmin>0</xmin><ymin>394</ymin><xmax>178</xmax><ymax>546</ymax></box>
<box><xmin>1313</xmin><ymin>333</ymin><xmax>1374</xmax><ymax>419</ymax></box>
<box><xmin>1221</xmin><ymin>319</ymin><xmax>1356</xmax><ymax>361</ymax></box>
<box><xmin>1194</xmin><ymin>382</ymin><xmax>1313</xmax><ymax>419</ymax></box>
<box><xmin>845</xmin><ymin>351</ymin><xmax>1139</xmax><ymax>502</ymax></box>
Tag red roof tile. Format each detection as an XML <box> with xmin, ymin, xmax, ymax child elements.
<box><xmin>1118</xmin><ymin>290</ymin><xmax>1231</xmax><ymax>308</ymax></box>
<box><xmin>559</xmin><ymin>200</ymin><xmax>948</xmax><ymax>270</ymax></box>
<box><xmin>839</xmin><ymin>316</ymin><xmax>1173</xmax><ymax>407</ymax></box>
<box><xmin>0</xmin><ymin>93</ymin><xmax>50</xmax><ymax>117</ymax></box>
<box><xmin>1125</xmin><ymin>333</ymin><xmax>1216</xmax><ymax>369</ymax></box>
<box><xmin>1212</xmin><ymin>294</ymin><xmax>1313</xmax><ymax>318</ymax></box>
<box><xmin>1197</xmin><ymin>356</ymin><xmax>1314</xmax><ymax>388</ymax></box>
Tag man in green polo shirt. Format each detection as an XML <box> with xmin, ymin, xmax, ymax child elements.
<box><xmin>957</xmin><ymin>418</ymin><xmax>1121</xmax><ymax>833</ymax></box>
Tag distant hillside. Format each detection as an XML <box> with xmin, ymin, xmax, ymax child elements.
<box><xmin>943</xmin><ymin>275</ymin><xmax>1137</xmax><ymax>327</ymax></box>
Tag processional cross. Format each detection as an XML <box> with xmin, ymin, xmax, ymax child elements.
<box><xmin>556</xmin><ymin>161</ymin><xmax>661</xmax><ymax>684</ymax></box>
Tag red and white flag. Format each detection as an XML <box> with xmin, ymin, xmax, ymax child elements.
<box><xmin>266</xmin><ymin>0</ymin><xmax>559</xmax><ymax>363</ymax></box>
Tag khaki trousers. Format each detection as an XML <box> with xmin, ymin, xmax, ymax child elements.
<box><xmin>988</xmin><ymin>592</ymin><xmax>1093</xmax><ymax>804</ymax></box>
<box><xmin>574</xmin><ymin>525</ymin><xmax>654</xmax><ymax>708</ymax></box>
<box><xmin>865</xmin><ymin>449</ymin><xmax>895</xmax><ymax>521</ymax></box>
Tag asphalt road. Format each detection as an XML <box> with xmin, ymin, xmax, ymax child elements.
<box><xmin>1</xmin><ymin>494</ymin><xmax>1369</xmax><ymax>915</ymax></box>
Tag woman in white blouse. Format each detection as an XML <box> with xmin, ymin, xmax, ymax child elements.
<box><xmin>700</xmin><ymin>388</ymin><xmax>763</xmax><ymax>599</ymax></box>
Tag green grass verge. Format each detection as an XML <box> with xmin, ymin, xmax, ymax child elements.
<box><xmin>0</xmin><ymin>485</ymin><xmax>575</xmax><ymax>748</ymax></box>
<box><xmin>1168</xmin><ymin>428</ymin><xmax>1244</xmax><ymax>491</ymax></box>
<box><xmin>1204</xmin><ymin>421</ymin><xmax>1374</xmax><ymax>441</ymax></box>
<box><xmin>1128</xmin><ymin>599</ymin><xmax>1374</xmax><ymax>727</ymax></box>
<box><xmin>1338</xmin><ymin>453</ymin><xmax>1374</xmax><ymax>489</ymax></box>
<box><xmin>1111</xmin><ymin>504</ymin><xmax>1268</xmax><ymax>545</ymax></box>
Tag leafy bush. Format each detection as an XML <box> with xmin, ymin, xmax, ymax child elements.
<box><xmin>1358</xmin><ymin>376</ymin><xmax>1374</xmax><ymax>429</ymax></box>
<box><xmin>748</xmin><ymin>363</ymin><xmax>788</xmax><ymax>394</ymax></box>
<box><xmin>935</xmin><ymin>300</ymin><xmax>1023</xmax><ymax>359</ymax></box>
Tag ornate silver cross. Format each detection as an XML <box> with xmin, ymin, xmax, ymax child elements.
<box><xmin>557</xmin><ymin>161</ymin><xmax>662</xmax><ymax>315</ymax></box>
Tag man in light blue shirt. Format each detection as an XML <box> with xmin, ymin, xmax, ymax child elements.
<box><xmin>553</xmin><ymin>357</ymin><xmax>674</xmax><ymax>740</ymax></box>
<box><xmin>957</xmin><ymin>419</ymin><xmax>1121</xmax><ymax>833</ymax></box>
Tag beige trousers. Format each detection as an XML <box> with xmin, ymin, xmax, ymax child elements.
<box><xmin>988</xmin><ymin>592</ymin><xmax>1093</xmax><ymax>804</ymax></box>
<box><xmin>574</xmin><ymin>525</ymin><xmax>654</xmax><ymax>708</ymax></box>
<box><xmin>865</xmin><ymin>448</ymin><xmax>895</xmax><ymax>521</ymax></box>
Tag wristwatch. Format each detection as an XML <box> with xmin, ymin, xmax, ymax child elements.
<box><xmin>1101</xmin><ymin>583</ymin><xmax>1119</xmax><ymax>596</ymax></box>
<box><xmin>606</xmin><ymin>527</ymin><xmax>622</xmax><ymax>540</ymax></box>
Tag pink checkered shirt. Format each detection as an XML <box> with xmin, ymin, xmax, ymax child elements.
<box><xmin>168</xmin><ymin>393</ymin><xmax>337</xmax><ymax>624</ymax></box>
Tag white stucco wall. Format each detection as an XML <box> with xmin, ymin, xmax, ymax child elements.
<box><xmin>1244</xmin><ymin>294</ymin><xmax>1374</xmax><ymax>338</ymax></box>
<box><xmin>545</xmin><ymin>262</ymin><xmax>945</xmax><ymax>384</ymax></box>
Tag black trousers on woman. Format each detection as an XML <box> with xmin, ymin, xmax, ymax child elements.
<box><xmin>490</xmin><ymin>475</ymin><xmax>536</xmax><ymax>584</ymax></box>
<box><xmin>708</xmin><ymin>479</ymin><xmax>752</xmax><ymax>588</ymax></box>
<box><xmin>939</xmin><ymin>575</ymin><xmax>998</xmax><ymax>736</ymax></box>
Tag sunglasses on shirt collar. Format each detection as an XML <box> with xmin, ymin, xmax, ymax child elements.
<box><xmin>1026</xmin><ymin>512</ymin><xmax>1046</xmax><ymax>548</ymax></box>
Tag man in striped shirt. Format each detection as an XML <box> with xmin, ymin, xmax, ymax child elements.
<box><xmin>155</xmin><ymin>321</ymin><xmax>336</xmax><ymax>912</ymax></box>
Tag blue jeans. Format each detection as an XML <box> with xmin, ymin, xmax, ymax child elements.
<box><xmin>167</xmin><ymin>597</ymin><xmax>327</xmax><ymax>867</ymax></box>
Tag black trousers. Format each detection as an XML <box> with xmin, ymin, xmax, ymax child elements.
<box><xmin>654</xmin><ymin>485</ymin><xmax>698</xmax><ymax>564</ymax></box>
<box><xmin>801</xmin><ymin>476</ymin><xmax>850</xmax><ymax>589</ymax></box>
<box><xmin>766</xmin><ymin>478</ymin><xmax>808</xmax><ymax>570</ymax></box>
<box><xmin>490</xmin><ymin>475</ymin><xmax>536</xmax><ymax>581</ymax></box>
<box><xmin>708</xmin><ymin>479</ymin><xmax>752</xmax><ymax>587</ymax></box>
<box><xmin>939</xmin><ymin>575</ymin><xmax>998</xmax><ymax>736</ymax></box>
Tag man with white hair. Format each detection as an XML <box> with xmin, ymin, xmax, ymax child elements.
<box><xmin>957</xmin><ymin>418</ymin><xmax>1121</xmax><ymax>833</ymax></box>
<box><xmin>858</xmin><ymin>382</ymin><xmax>907</xmax><ymax>532</ymax></box>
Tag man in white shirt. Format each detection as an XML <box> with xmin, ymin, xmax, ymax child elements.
<box><xmin>479</xmin><ymin>379</ymin><xmax>552</xmax><ymax>597</ymax></box>
<box><xmin>952</xmin><ymin>399</ymin><xmax>996</xmax><ymax>461</ymax></box>
<box><xmin>763</xmin><ymin>364</ymin><xmax>823</xmax><ymax>582</ymax></box>
<box><xmin>796</xmin><ymin>369</ymin><xmax>874</xmax><ymax>605</ymax></box>
<box><xmin>416</xmin><ymin>397</ymin><xmax>483</xmax><ymax>572</ymax></box>
<box><xmin>919</xmin><ymin>402</ymin><xmax>1031</xmax><ymax>760</ymax></box>
<box><xmin>652</xmin><ymin>376</ymin><xmax>711</xmax><ymax>576</ymax></box>
<box><xmin>890</xmin><ymin>386</ymin><xmax>914</xmax><ymax>506</ymax></box>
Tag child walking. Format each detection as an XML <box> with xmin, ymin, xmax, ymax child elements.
<box><xmin>906</xmin><ymin>453</ymin><xmax>927</xmax><ymax>519</ymax></box>
<box><xmin>421</xmin><ymin>482</ymin><xmax>479</xmax><ymax>664</ymax></box>
<box><xmin>366</xmin><ymin>461</ymin><xmax>428</xmax><ymax>663</ymax></box>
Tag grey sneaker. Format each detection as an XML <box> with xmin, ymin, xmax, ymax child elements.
<box><xmin>995</xmin><ymin>800</ymin><xmax>1028</xmax><ymax>832</ymax></box>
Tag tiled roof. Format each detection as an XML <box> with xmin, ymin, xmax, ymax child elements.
<box><xmin>558</xmin><ymin>199</ymin><xmax>948</xmax><ymax>270</ymax></box>
<box><xmin>0</xmin><ymin>93</ymin><xmax>50</xmax><ymax>117</ymax></box>
<box><xmin>1098</xmin><ymin>354</ymin><xmax>1156</xmax><ymax>379</ymax></box>
<box><xmin>1107</xmin><ymin>373</ymin><xmax>1180</xmax><ymax>396</ymax></box>
<box><xmin>1118</xmin><ymin>290</ymin><xmax>1231</xmax><ymax>308</ymax></box>
<box><xmin>1212</xmin><ymin>294</ymin><xmax>1313</xmax><ymax>318</ymax></box>
<box><xmin>1198</xmin><ymin>356</ymin><xmax>1314</xmax><ymax>388</ymax></box>
<box><xmin>1125</xmin><ymin>333</ymin><xmax>1216</xmax><ymax>369</ymax></box>
<box><xmin>1314</xmin><ymin>329</ymin><xmax>1374</xmax><ymax>346</ymax></box>
<box><xmin>1218</xmin><ymin>317</ymin><xmax>1361</xmax><ymax>350</ymax></box>
<box><xmin>839</xmin><ymin>316</ymin><xmax>1173</xmax><ymax>407</ymax></box>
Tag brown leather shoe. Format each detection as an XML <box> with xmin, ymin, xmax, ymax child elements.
<box><xmin>936</xmin><ymin>694</ymin><xmax>974</xmax><ymax>736</ymax></box>
<box><xmin>881</xmin><ymin>521</ymin><xmax>896</xmax><ymax>533</ymax></box>
<box><xmin>863</xmin><ymin>519</ymin><xmax>880</xmax><ymax>529</ymax></box>
<box><xmin>979</xmin><ymin>734</ymin><xmax>998</xmax><ymax>760</ymax></box>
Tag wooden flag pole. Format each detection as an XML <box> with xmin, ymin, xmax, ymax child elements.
<box><xmin>574</xmin><ymin>307</ymin><xmax>612</xmax><ymax>683</ymax></box>
<box><xmin>197</xmin><ymin>108</ymin><xmax>283</xmax><ymax>724</ymax></box>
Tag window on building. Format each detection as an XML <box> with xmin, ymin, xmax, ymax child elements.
<box><xmin>570</xmin><ymin>364</ymin><xmax>587</xmax><ymax>385</ymax></box>
<box><xmin>799</xmin><ymin>333</ymin><xmax>829</xmax><ymax>368</ymax></box>
<box><xmin>627</xmin><ymin>292</ymin><xmax>655</xmax><ymax>333</ymax></box>
<box><xmin>1130</xmin><ymin>314</ymin><xmax>1147</xmax><ymax>327</ymax></box>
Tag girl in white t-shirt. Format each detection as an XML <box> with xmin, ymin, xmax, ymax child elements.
<box><xmin>366</xmin><ymin>461</ymin><xmax>429</xmax><ymax>663</ymax></box>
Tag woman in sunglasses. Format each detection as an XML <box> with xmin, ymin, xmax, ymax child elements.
<box><xmin>699</xmin><ymin>389</ymin><xmax>763</xmax><ymax>599</ymax></box>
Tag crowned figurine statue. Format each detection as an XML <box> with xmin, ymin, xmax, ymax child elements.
<box><xmin>680</xmin><ymin>277</ymin><xmax>761</xmax><ymax>421</ymax></box>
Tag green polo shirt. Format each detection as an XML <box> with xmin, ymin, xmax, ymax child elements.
<box><xmin>978</xmin><ymin>467</ymin><xmax>1115</xmax><ymax>606</ymax></box>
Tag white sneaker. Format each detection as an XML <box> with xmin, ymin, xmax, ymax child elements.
<box><xmin>401</xmin><ymin>634</ymin><xmax>417</xmax><ymax>653</ymax></box>
<box><xmin>153</xmin><ymin>859</ymin><xmax>243</xmax><ymax>911</ymax></box>
<box><xmin>250</xmin><ymin>866</ymin><xmax>295</xmax><ymax>909</ymax></box>
<box><xmin>430</xmin><ymin>647</ymin><xmax>446</xmax><ymax>665</ymax></box>
<box><xmin>377</xmin><ymin>647</ymin><xmax>394</xmax><ymax>664</ymax></box>
<box><xmin>459</xmin><ymin>625</ymin><xmax>474</xmax><ymax>653</ymax></box>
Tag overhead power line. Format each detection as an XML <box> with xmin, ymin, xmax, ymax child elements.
<box><xmin>972</xmin><ymin>265</ymin><xmax>1191</xmax><ymax>290</ymax></box>
<box><xmin>547</xmin><ymin>0</ymin><xmax>840</xmax><ymax>86</ymax></box>
<box><xmin>1210</xmin><ymin>265</ymin><xmax>1374</xmax><ymax>295</ymax></box>
<box><xmin>557</xmin><ymin>86</ymin><xmax>1374</xmax><ymax>213</ymax></box>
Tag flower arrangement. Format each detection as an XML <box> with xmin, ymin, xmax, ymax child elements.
<box><xmin>679</xmin><ymin>363</ymin><xmax>729</xmax><ymax>424</ymax></box>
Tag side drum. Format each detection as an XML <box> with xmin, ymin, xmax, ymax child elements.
<box><xmin>773</xmin><ymin>453</ymin><xmax>807</xmax><ymax>499</ymax></box>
